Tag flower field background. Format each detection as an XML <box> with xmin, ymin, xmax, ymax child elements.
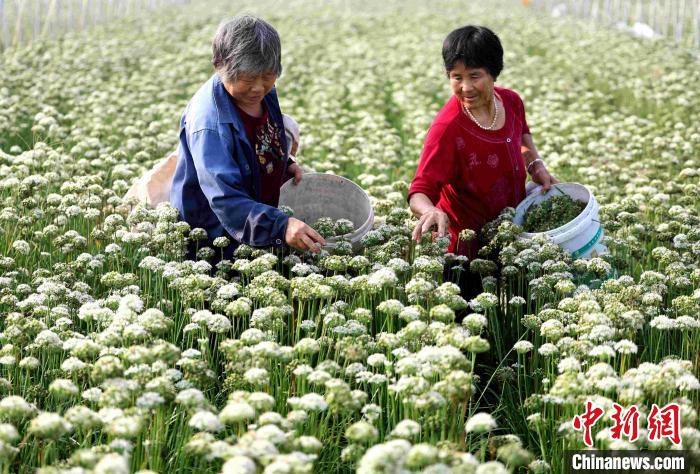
<box><xmin>0</xmin><ymin>0</ymin><xmax>698</xmax><ymax>472</ymax></box>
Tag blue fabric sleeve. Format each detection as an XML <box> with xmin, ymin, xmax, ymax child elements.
<box><xmin>188</xmin><ymin>128</ymin><xmax>289</xmax><ymax>247</ymax></box>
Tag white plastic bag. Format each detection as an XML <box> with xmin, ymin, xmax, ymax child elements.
<box><xmin>123</xmin><ymin>114</ymin><xmax>300</xmax><ymax>208</ymax></box>
<box><xmin>283</xmin><ymin>114</ymin><xmax>300</xmax><ymax>156</ymax></box>
<box><xmin>123</xmin><ymin>149</ymin><xmax>179</xmax><ymax>207</ymax></box>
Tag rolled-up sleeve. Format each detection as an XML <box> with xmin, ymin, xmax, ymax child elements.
<box><xmin>407</xmin><ymin>122</ymin><xmax>457</xmax><ymax>205</ymax></box>
<box><xmin>188</xmin><ymin>128</ymin><xmax>289</xmax><ymax>247</ymax></box>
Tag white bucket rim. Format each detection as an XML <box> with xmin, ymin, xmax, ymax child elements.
<box><xmin>279</xmin><ymin>172</ymin><xmax>374</xmax><ymax>247</ymax></box>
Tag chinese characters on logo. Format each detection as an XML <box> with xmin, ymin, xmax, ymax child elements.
<box><xmin>572</xmin><ymin>401</ymin><xmax>681</xmax><ymax>447</ymax></box>
<box><xmin>647</xmin><ymin>403</ymin><xmax>681</xmax><ymax>445</ymax></box>
<box><xmin>610</xmin><ymin>403</ymin><xmax>640</xmax><ymax>442</ymax></box>
<box><xmin>573</xmin><ymin>401</ymin><xmax>604</xmax><ymax>447</ymax></box>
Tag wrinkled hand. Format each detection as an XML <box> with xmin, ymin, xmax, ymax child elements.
<box><xmin>530</xmin><ymin>161</ymin><xmax>559</xmax><ymax>192</ymax></box>
<box><xmin>288</xmin><ymin>162</ymin><xmax>303</xmax><ymax>185</ymax></box>
<box><xmin>412</xmin><ymin>208</ymin><xmax>450</xmax><ymax>242</ymax></box>
<box><xmin>285</xmin><ymin>217</ymin><xmax>325</xmax><ymax>253</ymax></box>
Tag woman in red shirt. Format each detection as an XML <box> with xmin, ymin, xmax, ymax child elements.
<box><xmin>409</xmin><ymin>25</ymin><xmax>557</xmax><ymax>260</ymax></box>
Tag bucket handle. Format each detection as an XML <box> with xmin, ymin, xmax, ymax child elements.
<box><xmin>552</xmin><ymin>184</ymin><xmax>567</xmax><ymax>196</ymax></box>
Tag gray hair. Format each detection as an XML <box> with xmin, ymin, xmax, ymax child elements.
<box><xmin>212</xmin><ymin>15</ymin><xmax>282</xmax><ymax>83</ymax></box>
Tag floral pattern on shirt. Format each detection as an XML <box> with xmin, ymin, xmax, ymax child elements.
<box><xmin>254</xmin><ymin>118</ymin><xmax>284</xmax><ymax>175</ymax></box>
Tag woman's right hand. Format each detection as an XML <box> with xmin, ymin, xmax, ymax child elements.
<box><xmin>412</xmin><ymin>208</ymin><xmax>450</xmax><ymax>242</ymax></box>
<box><xmin>285</xmin><ymin>217</ymin><xmax>326</xmax><ymax>253</ymax></box>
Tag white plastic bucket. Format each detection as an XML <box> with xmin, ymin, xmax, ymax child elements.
<box><xmin>513</xmin><ymin>182</ymin><xmax>607</xmax><ymax>259</ymax></box>
<box><xmin>278</xmin><ymin>172</ymin><xmax>374</xmax><ymax>250</ymax></box>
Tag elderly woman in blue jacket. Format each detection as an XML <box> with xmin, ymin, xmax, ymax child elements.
<box><xmin>171</xmin><ymin>15</ymin><xmax>325</xmax><ymax>262</ymax></box>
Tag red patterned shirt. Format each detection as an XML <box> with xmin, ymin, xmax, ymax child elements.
<box><xmin>236</xmin><ymin>104</ymin><xmax>286</xmax><ymax>206</ymax></box>
<box><xmin>408</xmin><ymin>87</ymin><xmax>530</xmax><ymax>258</ymax></box>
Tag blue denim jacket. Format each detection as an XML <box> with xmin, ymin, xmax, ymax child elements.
<box><xmin>170</xmin><ymin>74</ymin><xmax>291</xmax><ymax>259</ymax></box>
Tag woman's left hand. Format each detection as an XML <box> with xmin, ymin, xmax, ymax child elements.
<box><xmin>288</xmin><ymin>162</ymin><xmax>303</xmax><ymax>185</ymax></box>
<box><xmin>530</xmin><ymin>161</ymin><xmax>559</xmax><ymax>192</ymax></box>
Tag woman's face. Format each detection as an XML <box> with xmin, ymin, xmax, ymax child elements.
<box><xmin>448</xmin><ymin>62</ymin><xmax>494</xmax><ymax>111</ymax></box>
<box><xmin>226</xmin><ymin>71</ymin><xmax>277</xmax><ymax>108</ymax></box>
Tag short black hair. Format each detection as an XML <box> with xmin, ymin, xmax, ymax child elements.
<box><xmin>442</xmin><ymin>25</ymin><xmax>503</xmax><ymax>80</ymax></box>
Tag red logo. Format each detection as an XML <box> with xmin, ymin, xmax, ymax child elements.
<box><xmin>648</xmin><ymin>403</ymin><xmax>681</xmax><ymax>445</ymax></box>
<box><xmin>573</xmin><ymin>400</ymin><xmax>604</xmax><ymax>447</ymax></box>
<box><xmin>574</xmin><ymin>401</ymin><xmax>681</xmax><ymax>447</ymax></box>
<box><xmin>610</xmin><ymin>403</ymin><xmax>640</xmax><ymax>442</ymax></box>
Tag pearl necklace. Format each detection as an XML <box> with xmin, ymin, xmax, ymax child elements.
<box><xmin>463</xmin><ymin>95</ymin><xmax>499</xmax><ymax>130</ymax></box>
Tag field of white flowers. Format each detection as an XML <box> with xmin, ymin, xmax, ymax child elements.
<box><xmin>0</xmin><ymin>0</ymin><xmax>698</xmax><ymax>473</ymax></box>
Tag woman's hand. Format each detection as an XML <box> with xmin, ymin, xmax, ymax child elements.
<box><xmin>285</xmin><ymin>217</ymin><xmax>325</xmax><ymax>253</ymax></box>
<box><xmin>287</xmin><ymin>162</ymin><xmax>303</xmax><ymax>185</ymax></box>
<box><xmin>412</xmin><ymin>207</ymin><xmax>450</xmax><ymax>242</ymax></box>
<box><xmin>529</xmin><ymin>160</ymin><xmax>559</xmax><ymax>192</ymax></box>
